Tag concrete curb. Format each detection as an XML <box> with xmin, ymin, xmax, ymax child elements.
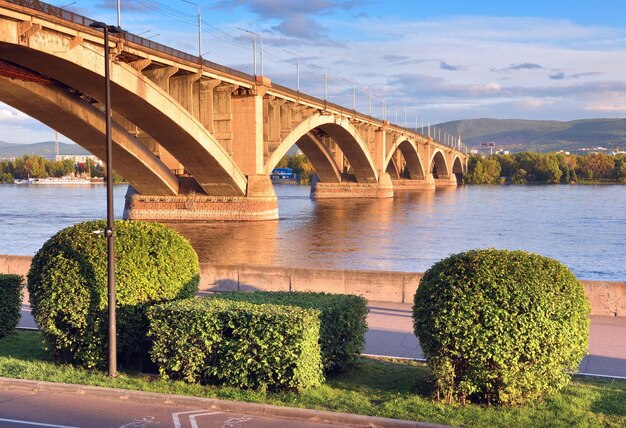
<box><xmin>0</xmin><ymin>377</ymin><xmax>454</xmax><ymax>428</ymax></box>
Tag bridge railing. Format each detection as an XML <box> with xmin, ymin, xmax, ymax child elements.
<box><xmin>4</xmin><ymin>0</ymin><xmax>468</xmax><ymax>155</ymax></box>
<box><xmin>5</xmin><ymin>0</ymin><xmax>257</xmax><ymax>84</ymax></box>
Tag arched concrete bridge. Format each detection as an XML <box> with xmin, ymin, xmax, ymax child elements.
<box><xmin>0</xmin><ymin>0</ymin><xmax>468</xmax><ymax>221</ymax></box>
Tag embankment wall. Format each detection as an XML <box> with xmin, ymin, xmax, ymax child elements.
<box><xmin>2</xmin><ymin>254</ymin><xmax>624</xmax><ymax>317</ymax></box>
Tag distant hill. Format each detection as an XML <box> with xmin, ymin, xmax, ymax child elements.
<box><xmin>0</xmin><ymin>141</ymin><xmax>91</xmax><ymax>158</ymax></box>
<box><xmin>435</xmin><ymin>118</ymin><xmax>626</xmax><ymax>152</ymax></box>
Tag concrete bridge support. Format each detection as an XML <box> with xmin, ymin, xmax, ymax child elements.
<box><xmin>434</xmin><ymin>176</ymin><xmax>460</xmax><ymax>187</ymax></box>
<box><xmin>392</xmin><ymin>175</ymin><xmax>436</xmax><ymax>191</ymax></box>
<box><xmin>310</xmin><ymin>172</ymin><xmax>394</xmax><ymax>199</ymax></box>
<box><xmin>124</xmin><ymin>175</ymin><xmax>278</xmax><ymax>221</ymax></box>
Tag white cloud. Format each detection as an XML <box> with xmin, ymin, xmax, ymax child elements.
<box><xmin>0</xmin><ymin>104</ymin><xmax>58</xmax><ymax>144</ymax></box>
<box><xmin>0</xmin><ymin>107</ymin><xmax>30</xmax><ymax>122</ymax></box>
<box><xmin>585</xmin><ymin>104</ymin><xmax>626</xmax><ymax>112</ymax></box>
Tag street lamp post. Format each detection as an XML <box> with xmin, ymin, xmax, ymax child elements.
<box><xmin>283</xmin><ymin>49</ymin><xmax>299</xmax><ymax>91</ymax></box>
<box><xmin>89</xmin><ymin>20</ymin><xmax>122</xmax><ymax>378</ymax></box>
<box><xmin>239</xmin><ymin>28</ymin><xmax>263</xmax><ymax>76</ymax></box>
<box><xmin>323</xmin><ymin>68</ymin><xmax>328</xmax><ymax>101</ymax></box>
<box><xmin>182</xmin><ymin>0</ymin><xmax>202</xmax><ymax>60</ymax></box>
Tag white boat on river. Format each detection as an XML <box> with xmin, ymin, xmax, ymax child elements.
<box><xmin>25</xmin><ymin>177</ymin><xmax>91</xmax><ymax>185</ymax></box>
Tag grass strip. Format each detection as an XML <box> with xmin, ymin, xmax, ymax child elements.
<box><xmin>1</xmin><ymin>330</ymin><xmax>625</xmax><ymax>427</ymax></box>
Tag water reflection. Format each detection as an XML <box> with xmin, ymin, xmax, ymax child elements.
<box><xmin>1</xmin><ymin>183</ymin><xmax>624</xmax><ymax>280</ymax></box>
<box><xmin>165</xmin><ymin>220</ymin><xmax>279</xmax><ymax>266</ymax></box>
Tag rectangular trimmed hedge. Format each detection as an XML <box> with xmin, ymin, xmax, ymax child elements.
<box><xmin>147</xmin><ymin>298</ymin><xmax>324</xmax><ymax>391</ymax></box>
<box><xmin>206</xmin><ymin>291</ymin><xmax>369</xmax><ymax>373</ymax></box>
<box><xmin>0</xmin><ymin>274</ymin><xmax>22</xmax><ymax>338</ymax></box>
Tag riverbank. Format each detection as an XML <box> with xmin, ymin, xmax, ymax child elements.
<box><xmin>3</xmin><ymin>255</ymin><xmax>624</xmax><ymax>317</ymax></box>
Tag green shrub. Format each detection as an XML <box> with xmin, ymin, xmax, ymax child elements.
<box><xmin>206</xmin><ymin>291</ymin><xmax>368</xmax><ymax>373</ymax></box>
<box><xmin>413</xmin><ymin>249</ymin><xmax>590</xmax><ymax>406</ymax></box>
<box><xmin>27</xmin><ymin>220</ymin><xmax>199</xmax><ymax>370</ymax></box>
<box><xmin>0</xmin><ymin>274</ymin><xmax>22</xmax><ymax>338</ymax></box>
<box><xmin>147</xmin><ymin>298</ymin><xmax>324</xmax><ymax>391</ymax></box>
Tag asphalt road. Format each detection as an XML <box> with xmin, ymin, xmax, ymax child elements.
<box><xmin>0</xmin><ymin>388</ymin><xmax>338</xmax><ymax>428</ymax></box>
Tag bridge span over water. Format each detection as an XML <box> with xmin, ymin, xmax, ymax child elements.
<box><xmin>0</xmin><ymin>0</ymin><xmax>468</xmax><ymax>221</ymax></box>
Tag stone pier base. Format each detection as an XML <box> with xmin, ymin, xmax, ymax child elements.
<box><xmin>392</xmin><ymin>179</ymin><xmax>436</xmax><ymax>191</ymax></box>
<box><xmin>123</xmin><ymin>175</ymin><xmax>278</xmax><ymax>221</ymax></box>
<box><xmin>310</xmin><ymin>172</ymin><xmax>394</xmax><ymax>199</ymax></box>
<box><xmin>434</xmin><ymin>176</ymin><xmax>459</xmax><ymax>187</ymax></box>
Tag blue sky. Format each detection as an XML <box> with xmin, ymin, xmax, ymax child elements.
<box><xmin>3</xmin><ymin>0</ymin><xmax>626</xmax><ymax>143</ymax></box>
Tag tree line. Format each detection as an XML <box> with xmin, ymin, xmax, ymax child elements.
<box><xmin>0</xmin><ymin>154</ymin><xmax>110</xmax><ymax>183</ymax></box>
<box><xmin>276</xmin><ymin>153</ymin><xmax>314</xmax><ymax>184</ymax></box>
<box><xmin>6</xmin><ymin>151</ymin><xmax>622</xmax><ymax>186</ymax></box>
<box><xmin>464</xmin><ymin>152</ymin><xmax>626</xmax><ymax>184</ymax></box>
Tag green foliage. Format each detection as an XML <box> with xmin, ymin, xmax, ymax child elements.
<box><xmin>0</xmin><ymin>155</ymin><xmax>119</xmax><ymax>181</ymax></box>
<box><xmin>413</xmin><ymin>249</ymin><xmax>590</xmax><ymax>406</ymax></box>
<box><xmin>147</xmin><ymin>298</ymin><xmax>324</xmax><ymax>391</ymax></box>
<box><xmin>27</xmin><ymin>220</ymin><xmax>199</xmax><ymax>370</ymax></box>
<box><xmin>465</xmin><ymin>152</ymin><xmax>624</xmax><ymax>184</ymax></box>
<box><xmin>464</xmin><ymin>156</ymin><xmax>501</xmax><ymax>184</ymax></box>
<box><xmin>579</xmin><ymin>153</ymin><xmax>615</xmax><ymax>180</ymax></box>
<box><xmin>45</xmin><ymin>158</ymin><xmax>76</xmax><ymax>177</ymax></box>
<box><xmin>0</xmin><ymin>172</ymin><xmax>13</xmax><ymax>183</ymax></box>
<box><xmin>205</xmin><ymin>291</ymin><xmax>368</xmax><ymax>373</ymax></box>
<box><xmin>0</xmin><ymin>274</ymin><xmax>22</xmax><ymax>338</ymax></box>
<box><xmin>611</xmin><ymin>154</ymin><xmax>626</xmax><ymax>182</ymax></box>
<box><xmin>75</xmin><ymin>158</ymin><xmax>98</xmax><ymax>177</ymax></box>
<box><xmin>276</xmin><ymin>154</ymin><xmax>314</xmax><ymax>184</ymax></box>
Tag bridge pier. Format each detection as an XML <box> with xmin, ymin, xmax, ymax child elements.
<box><xmin>392</xmin><ymin>174</ymin><xmax>436</xmax><ymax>191</ymax></box>
<box><xmin>434</xmin><ymin>176</ymin><xmax>459</xmax><ymax>187</ymax></box>
<box><xmin>123</xmin><ymin>175</ymin><xmax>278</xmax><ymax>221</ymax></box>
<box><xmin>310</xmin><ymin>172</ymin><xmax>394</xmax><ymax>199</ymax></box>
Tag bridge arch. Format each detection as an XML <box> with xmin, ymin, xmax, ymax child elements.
<box><xmin>385</xmin><ymin>156</ymin><xmax>401</xmax><ymax>179</ymax></box>
<box><xmin>0</xmin><ymin>75</ymin><xmax>179</xmax><ymax>195</ymax></box>
<box><xmin>430</xmin><ymin>149</ymin><xmax>450</xmax><ymax>179</ymax></box>
<box><xmin>0</xmin><ymin>30</ymin><xmax>247</xmax><ymax>196</ymax></box>
<box><xmin>452</xmin><ymin>155</ymin><xmax>465</xmax><ymax>176</ymax></box>
<box><xmin>264</xmin><ymin>113</ymin><xmax>378</xmax><ymax>183</ymax></box>
<box><xmin>384</xmin><ymin>137</ymin><xmax>426</xmax><ymax>180</ymax></box>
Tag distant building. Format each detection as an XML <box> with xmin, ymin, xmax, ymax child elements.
<box><xmin>270</xmin><ymin>167</ymin><xmax>299</xmax><ymax>181</ymax></box>
<box><xmin>55</xmin><ymin>154</ymin><xmax>103</xmax><ymax>165</ymax></box>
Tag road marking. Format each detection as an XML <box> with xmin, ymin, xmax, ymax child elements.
<box><xmin>117</xmin><ymin>416</ymin><xmax>160</xmax><ymax>427</ymax></box>
<box><xmin>0</xmin><ymin>418</ymin><xmax>80</xmax><ymax>428</ymax></box>
<box><xmin>171</xmin><ymin>410</ymin><xmax>222</xmax><ymax>428</ymax></box>
<box><xmin>222</xmin><ymin>416</ymin><xmax>253</xmax><ymax>427</ymax></box>
<box><xmin>189</xmin><ymin>412</ymin><xmax>223</xmax><ymax>428</ymax></box>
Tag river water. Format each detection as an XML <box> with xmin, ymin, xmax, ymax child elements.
<box><xmin>1</xmin><ymin>183</ymin><xmax>624</xmax><ymax>281</ymax></box>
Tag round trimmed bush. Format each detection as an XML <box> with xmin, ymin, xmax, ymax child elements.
<box><xmin>27</xmin><ymin>220</ymin><xmax>199</xmax><ymax>370</ymax></box>
<box><xmin>413</xmin><ymin>249</ymin><xmax>590</xmax><ymax>406</ymax></box>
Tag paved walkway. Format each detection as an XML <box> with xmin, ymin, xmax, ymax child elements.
<box><xmin>19</xmin><ymin>301</ymin><xmax>626</xmax><ymax>378</ymax></box>
<box><xmin>364</xmin><ymin>301</ymin><xmax>626</xmax><ymax>378</ymax></box>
